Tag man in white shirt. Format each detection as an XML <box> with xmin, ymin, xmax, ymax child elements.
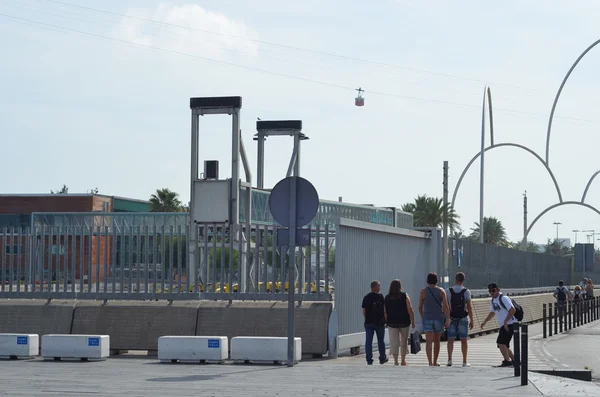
<box><xmin>480</xmin><ymin>283</ymin><xmax>517</xmax><ymax>367</ymax></box>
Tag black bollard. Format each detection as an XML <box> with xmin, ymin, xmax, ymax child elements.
<box><xmin>513</xmin><ymin>323</ymin><xmax>521</xmax><ymax>377</ymax></box>
<box><xmin>559</xmin><ymin>302</ymin><xmax>564</xmax><ymax>333</ymax></box>
<box><xmin>548</xmin><ymin>302</ymin><xmax>553</xmax><ymax>337</ymax></box>
<box><xmin>554</xmin><ymin>302</ymin><xmax>558</xmax><ymax>335</ymax></box>
<box><xmin>542</xmin><ymin>304</ymin><xmax>547</xmax><ymax>338</ymax></box>
<box><xmin>521</xmin><ymin>324</ymin><xmax>528</xmax><ymax>386</ymax></box>
<box><xmin>568</xmin><ymin>301</ymin><xmax>572</xmax><ymax>330</ymax></box>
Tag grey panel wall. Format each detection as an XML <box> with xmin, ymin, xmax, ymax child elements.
<box><xmin>449</xmin><ymin>239</ymin><xmax>572</xmax><ymax>289</ymax></box>
<box><xmin>335</xmin><ymin>219</ymin><xmax>441</xmax><ymax>336</ymax></box>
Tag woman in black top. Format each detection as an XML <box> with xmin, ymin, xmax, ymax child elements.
<box><xmin>384</xmin><ymin>279</ymin><xmax>416</xmax><ymax>366</ymax></box>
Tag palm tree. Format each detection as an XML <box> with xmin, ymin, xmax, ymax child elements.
<box><xmin>150</xmin><ymin>188</ymin><xmax>182</xmax><ymax>212</ymax></box>
<box><xmin>401</xmin><ymin>195</ymin><xmax>460</xmax><ymax>230</ymax></box>
<box><xmin>510</xmin><ymin>241</ymin><xmax>540</xmax><ymax>252</ymax></box>
<box><xmin>469</xmin><ymin>217</ymin><xmax>508</xmax><ymax>246</ymax></box>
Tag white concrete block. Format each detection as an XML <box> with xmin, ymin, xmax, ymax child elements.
<box><xmin>158</xmin><ymin>336</ymin><xmax>228</xmax><ymax>362</ymax></box>
<box><xmin>41</xmin><ymin>334</ymin><xmax>110</xmax><ymax>360</ymax></box>
<box><xmin>0</xmin><ymin>334</ymin><xmax>39</xmax><ymax>358</ymax></box>
<box><xmin>231</xmin><ymin>337</ymin><xmax>301</xmax><ymax>363</ymax></box>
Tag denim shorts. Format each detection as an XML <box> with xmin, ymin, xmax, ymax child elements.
<box><xmin>447</xmin><ymin>318</ymin><xmax>469</xmax><ymax>339</ymax></box>
<box><xmin>423</xmin><ymin>319</ymin><xmax>444</xmax><ymax>334</ymax></box>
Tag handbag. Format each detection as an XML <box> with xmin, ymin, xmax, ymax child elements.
<box><xmin>409</xmin><ymin>331</ymin><xmax>421</xmax><ymax>354</ymax></box>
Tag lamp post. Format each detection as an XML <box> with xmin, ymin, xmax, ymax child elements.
<box><xmin>573</xmin><ymin>229</ymin><xmax>581</xmax><ymax>245</ymax></box>
<box><xmin>553</xmin><ymin>221</ymin><xmax>562</xmax><ymax>242</ymax></box>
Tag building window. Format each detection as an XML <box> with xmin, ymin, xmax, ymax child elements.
<box><xmin>5</xmin><ymin>245</ymin><xmax>24</xmax><ymax>255</ymax></box>
<box><xmin>46</xmin><ymin>245</ymin><xmax>65</xmax><ymax>255</ymax></box>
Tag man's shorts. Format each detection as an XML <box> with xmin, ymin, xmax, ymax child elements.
<box><xmin>423</xmin><ymin>319</ymin><xmax>444</xmax><ymax>334</ymax></box>
<box><xmin>496</xmin><ymin>323</ymin><xmax>514</xmax><ymax>347</ymax></box>
<box><xmin>447</xmin><ymin>317</ymin><xmax>469</xmax><ymax>339</ymax></box>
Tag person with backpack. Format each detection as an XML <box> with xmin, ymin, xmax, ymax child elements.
<box><xmin>554</xmin><ymin>280</ymin><xmax>571</xmax><ymax>327</ymax></box>
<box><xmin>419</xmin><ymin>272</ymin><xmax>451</xmax><ymax>367</ymax></box>
<box><xmin>445</xmin><ymin>272</ymin><xmax>474</xmax><ymax>367</ymax></box>
<box><xmin>361</xmin><ymin>280</ymin><xmax>388</xmax><ymax>365</ymax></box>
<box><xmin>384</xmin><ymin>279</ymin><xmax>415</xmax><ymax>366</ymax></box>
<box><xmin>480</xmin><ymin>283</ymin><xmax>521</xmax><ymax>367</ymax></box>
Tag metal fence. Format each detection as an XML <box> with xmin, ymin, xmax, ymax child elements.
<box><xmin>0</xmin><ymin>213</ymin><xmax>334</xmax><ymax>301</ymax></box>
<box><xmin>449</xmin><ymin>238</ymin><xmax>577</xmax><ymax>289</ymax></box>
<box><xmin>331</xmin><ymin>218</ymin><xmax>441</xmax><ymax>353</ymax></box>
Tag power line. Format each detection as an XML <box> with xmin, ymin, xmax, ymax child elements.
<box><xmin>39</xmin><ymin>0</ymin><xmax>539</xmax><ymax>92</ymax></box>
<box><xmin>1</xmin><ymin>12</ymin><xmax>600</xmax><ymax>125</ymax></box>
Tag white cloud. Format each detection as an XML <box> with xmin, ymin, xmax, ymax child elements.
<box><xmin>115</xmin><ymin>3</ymin><xmax>260</xmax><ymax>63</ymax></box>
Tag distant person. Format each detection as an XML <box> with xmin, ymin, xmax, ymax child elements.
<box><xmin>446</xmin><ymin>272</ymin><xmax>474</xmax><ymax>367</ymax></box>
<box><xmin>384</xmin><ymin>279</ymin><xmax>416</xmax><ymax>366</ymax></box>
<box><xmin>573</xmin><ymin>285</ymin><xmax>584</xmax><ymax>302</ymax></box>
<box><xmin>554</xmin><ymin>280</ymin><xmax>571</xmax><ymax>326</ymax></box>
<box><xmin>419</xmin><ymin>272</ymin><xmax>451</xmax><ymax>367</ymax></box>
<box><xmin>362</xmin><ymin>280</ymin><xmax>388</xmax><ymax>365</ymax></box>
<box><xmin>480</xmin><ymin>283</ymin><xmax>517</xmax><ymax>367</ymax></box>
<box><xmin>586</xmin><ymin>279</ymin><xmax>594</xmax><ymax>300</ymax></box>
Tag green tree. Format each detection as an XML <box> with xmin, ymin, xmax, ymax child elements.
<box><xmin>510</xmin><ymin>241</ymin><xmax>540</xmax><ymax>252</ymax></box>
<box><xmin>544</xmin><ymin>239</ymin><xmax>570</xmax><ymax>256</ymax></box>
<box><xmin>469</xmin><ymin>217</ymin><xmax>508</xmax><ymax>246</ymax></box>
<box><xmin>401</xmin><ymin>195</ymin><xmax>460</xmax><ymax>230</ymax></box>
<box><xmin>50</xmin><ymin>184</ymin><xmax>69</xmax><ymax>194</ymax></box>
<box><xmin>150</xmin><ymin>188</ymin><xmax>183</xmax><ymax>212</ymax></box>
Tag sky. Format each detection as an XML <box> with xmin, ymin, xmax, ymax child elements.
<box><xmin>2</xmin><ymin>0</ymin><xmax>600</xmax><ymax>245</ymax></box>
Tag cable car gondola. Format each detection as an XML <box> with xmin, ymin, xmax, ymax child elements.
<box><xmin>355</xmin><ymin>87</ymin><xmax>364</xmax><ymax>107</ymax></box>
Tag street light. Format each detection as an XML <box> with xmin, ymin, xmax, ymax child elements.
<box><xmin>573</xmin><ymin>229</ymin><xmax>581</xmax><ymax>244</ymax></box>
<box><xmin>553</xmin><ymin>221</ymin><xmax>562</xmax><ymax>242</ymax></box>
<box><xmin>583</xmin><ymin>229</ymin><xmax>596</xmax><ymax>245</ymax></box>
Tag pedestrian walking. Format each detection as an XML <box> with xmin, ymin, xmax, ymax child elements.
<box><xmin>384</xmin><ymin>279</ymin><xmax>415</xmax><ymax>366</ymax></box>
<box><xmin>418</xmin><ymin>272</ymin><xmax>450</xmax><ymax>367</ymax></box>
<box><xmin>361</xmin><ymin>280</ymin><xmax>388</xmax><ymax>365</ymax></box>
<box><xmin>446</xmin><ymin>272</ymin><xmax>474</xmax><ymax>367</ymax></box>
<box><xmin>480</xmin><ymin>283</ymin><xmax>516</xmax><ymax>367</ymax></box>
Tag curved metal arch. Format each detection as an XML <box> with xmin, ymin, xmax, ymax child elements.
<box><xmin>582</xmin><ymin>170</ymin><xmax>600</xmax><ymax>203</ymax></box>
<box><xmin>486</xmin><ymin>86</ymin><xmax>495</xmax><ymax>146</ymax></box>
<box><xmin>451</xmin><ymin>143</ymin><xmax>564</xmax><ymax>214</ymax></box>
<box><xmin>546</xmin><ymin>38</ymin><xmax>600</xmax><ymax>166</ymax></box>
<box><xmin>523</xmin><ymin>201</ymin><xmax>600</xmax><ymax>242</ymax></box>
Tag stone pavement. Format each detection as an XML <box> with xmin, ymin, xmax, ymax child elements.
<box><xmin>2</xmin><ymin>321</ymin><xmax>600</xmax><ymax>396</ymax></box>
<box><xmin>0</xmin><ymin>356</ymin><xmax>553</xmax><ymax>396</ymax></box>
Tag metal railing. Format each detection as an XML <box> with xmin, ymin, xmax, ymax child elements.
<box><xmin>0</xmin><ymin>214</ymin><xmax>335</xmax><ymax>301</ymax></box>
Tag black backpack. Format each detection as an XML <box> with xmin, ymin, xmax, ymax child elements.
<box><xmin>371</xmin><ymin>295</ymin><xmax>385</xmax><ymax>326</ymax></box>
<box><xmin>449</xmin><ymin>288</ymin><xmax>468</xmax><ymax>319</ymax></box>
<box><xmin>556</xmin><ymin>287</ymin><xmax>567</xmax><ymax>302</ymax></box>
<box><xmin>573</xmin><ymin>291</ymin><xmax>582</xmax><ymax>301</ymax></box>
<box><xmin>498</xmin><ymin>293</ymin><xmax>524</xmax><ymax>322</ymax></box>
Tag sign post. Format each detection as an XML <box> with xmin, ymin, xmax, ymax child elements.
<box><xmin>269</xmin><ymin>176</ymin><xmax>319</xmax><ymax>367</ymax></box>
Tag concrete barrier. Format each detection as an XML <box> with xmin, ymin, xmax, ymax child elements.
<box><xmin>158</xmin><ymin>336</ymin><xmax>228</xmax><ymax>363</ymax></box>
<box><xmin>231</xmin><ymin>336</ymin><xmax>301</xmax><ymax>364</ymax></box>
<box><xmin>41</xmin><ymin>334</ymin><xmax>109</xmax><ymax>360</ymax></box>
<box><xmin>0</xmin><ymin>334</ymin><xmax>39</xmax><ymax>358</ymax></box>
<box><xmin>71</xmin><ymin>301</ymin><xmax>200</xmax><ymax>352</ymax></box>
<box><xmin>0</xmin><ymin>300</ymin><xmax>75</xmax><ymax>346</ymax></box>
<box><xmin>196</xmin><ymin>302</ymin><xmax>331</xmax><ymax>356</ymax></box>
<box><xmin>470</xmin><ymin>292</ymin><xmax>560</xmax><ymax>335</ymax></box>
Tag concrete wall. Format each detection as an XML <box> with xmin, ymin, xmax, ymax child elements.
<box><xmin>0</xmin><ymin>300</ymin><xmax>333</xmax><ymax>355</ymax></box>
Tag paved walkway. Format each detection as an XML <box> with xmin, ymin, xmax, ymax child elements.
<box><xmin>2</xmin><ymin>321</ymin><xmax>600</xmax><ymax>396</ymax></box>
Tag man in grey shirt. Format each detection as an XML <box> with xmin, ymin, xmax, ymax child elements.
<box><xmin>446</xmin><ymin>272</ymin><xmax>474</xmax><ymax>367</ymax></box>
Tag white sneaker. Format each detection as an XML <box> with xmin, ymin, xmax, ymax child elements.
<box><xmin>447</xmin><ymin>360</ymin><xmax>452</xmax><ymax>367</ymax></box>
<box><xmin>462</xmin><ymin>362</ymin><xmax>470</xmax><ymax>367</ymax></box>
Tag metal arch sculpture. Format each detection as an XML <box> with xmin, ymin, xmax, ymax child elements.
<box><xmin>582</xmin><ymin>170</ymin><xmax>600</xmax><ymax>203</ymax></box>
<box><xmin>451</xmin><ymin>142</ymin><xmax>564</xmax><ymax>213</ymax></box>
<box><xmin>546</xmin><ymin>38</ymin><xmax>600</xmax><ymax>166</ymax></box>
<box><xmin>523</xmin><ymin>201</ymin><xmax>600</xmax><ymax>243</ymax></box>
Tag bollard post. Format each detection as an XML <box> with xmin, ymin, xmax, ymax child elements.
<box><xmin>554</xmin><ymin>302</ymin><xmax>558</xmax><ymax>335</ymax></box>
<box><xmin>548</xmin><ymin>302</ymin><xmax>553</xmax><ymax>337</ymax></box>
<box><xmin>513</xmin><ymin>323</ymin><xmax>521</xmax><ymax>377</ymax></box>
<box><xmin>542</xmin><ymin>304</ymin><xmax>547</xmax><ymax>338</ymax></box>
<box><xmin>559</xmin><ymin>302</ymin><xmax>564</xmax><ymax>333</ymax></box>
<box><xmin>586</xmin><ymin>299</ymin><xmax>589</xmax><ymax>324</ymax></box>
<box><xmin>521</xmin><ymin>324</ymin><xmax>528</xmax><ymax>386</ymax></box>
<box><xmin>568</xmin><ymin>301</ymin><xmax>572</xmax><ymax>330</ymax></box>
